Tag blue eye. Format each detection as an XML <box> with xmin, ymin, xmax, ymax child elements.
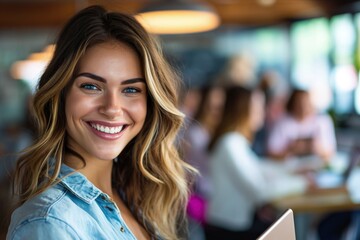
<box><xmin>123</xmin><ymin>87</ymin><xmax>140</xmax><ymax>94</ymax></box>
<box><xmin>80</xmin><ymin>83</ymin><xmax>99</xmax><ymax>91</ymax></box>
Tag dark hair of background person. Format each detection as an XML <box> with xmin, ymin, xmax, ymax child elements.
<box><xmin>209</xmin><ymin>86</ymin><xmax>253</xmax><ymax>150</ymax></box>
<box><xmin>285</xmin><ymin>89</ymin><xmax>309</xmax><ymax>115</ymax></box>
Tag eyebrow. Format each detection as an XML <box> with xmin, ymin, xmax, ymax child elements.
<box><xmin>75</xmin><ymin>72</ymin><xmax>145</xmax><ymax>85</ymax></box>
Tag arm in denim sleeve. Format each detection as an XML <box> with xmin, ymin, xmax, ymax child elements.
<box><xmin>8</xmin><ymin>217</ymin><xmax>80</xmax><ymax>240</ymax></box>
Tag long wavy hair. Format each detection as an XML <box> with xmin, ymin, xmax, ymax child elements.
<box><xmin>14</xmin><ymin>5</ymin><xmax>193</xmax><ymax>240</ymax></box>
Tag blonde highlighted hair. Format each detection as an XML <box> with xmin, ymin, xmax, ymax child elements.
<box><xmin>14</xmin><ymin>5</ymin><xmax>194</xmax><ymax>240</ymax></box>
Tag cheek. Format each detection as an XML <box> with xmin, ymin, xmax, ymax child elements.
<box><xmin>65</xmin><ymin>91</ymin><xmax>95</xmax><ymax>127</ymax></box>
<box><xmin>66</xmin><ymin>88</ymin><xmax>98</xmax><ymax>114</ymax></box>
<box><xmin>129</xmin><ymin>98</ymin><xmax>147</xmax><ymax>123</ymax></box>
<box><xmin>65</xmin><ymin>91</ymin><xmax>79</xmax><ymax>121</ymax></box>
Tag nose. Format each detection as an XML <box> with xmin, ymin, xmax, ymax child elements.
<box><xmin>99</xmin><ymin>91</ymin><xmax>123</xmax><ymax>118</ymax></box>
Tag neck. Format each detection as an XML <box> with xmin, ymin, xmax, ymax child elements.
<box><xmin>64</xmin><ymin>153</ymin><xmax>115</xmax><ymax>197</ymax></box>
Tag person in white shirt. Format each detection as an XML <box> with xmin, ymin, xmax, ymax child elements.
<box><xmin>267</xmin><ymin>88</ymin><xmax>336</xmax><ymax>161</ymax></box>
<box><xmin>205</xmin><ymin>86</ymin><xmax>307</xmax><ymax>240</ymax></box>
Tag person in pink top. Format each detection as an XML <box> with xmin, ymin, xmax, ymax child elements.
<box><xmin>267</xmin><ymin>89</ymin><xmax>336</xmax><ymax>161</ymax></box>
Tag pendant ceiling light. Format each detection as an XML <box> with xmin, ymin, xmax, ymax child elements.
<box><xmin>135</xmin><ymin>0</ymin><xmax>220</xmax><ymax>35</ymax></box>
<box><xmin>10</xmin><ymin>44</ymin><xmax>55</xmax><ymax>93</ymax></box>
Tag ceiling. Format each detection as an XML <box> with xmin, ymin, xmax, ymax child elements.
<box><xmin>0</xmin><ymin>0</ymin><xmax>359</xmax><ymax>29</ymax></box>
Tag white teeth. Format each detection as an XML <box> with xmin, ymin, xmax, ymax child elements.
<box><xmin>91</xmin><ymin>123</ymin><xmax>123</xmax><ymax>134</ymax></box>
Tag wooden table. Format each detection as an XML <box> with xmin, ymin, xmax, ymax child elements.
<box><xmin>272</xmin><ymin>186</ymin><xmax>360</xmax><ymax>240</ymax></box>
<box><xmin>267</xmin><ymin>154</ymin><xmax>360</xmax><ymax>239</ymax></box>
<box><xmin>272</xmin><ymin>186</ymin><xmax>360</xmax><ymax>214</ymax></box>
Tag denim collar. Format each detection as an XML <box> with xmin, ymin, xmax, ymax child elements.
<box><xmin>58</xmin><ymin>164</ymin><xmax>162</xmax><ymax>240</ymax></box>
<box><xmin>58</xmin><ymin>164</ymin><xmax>102</xmax><ymax>204</ymax></box>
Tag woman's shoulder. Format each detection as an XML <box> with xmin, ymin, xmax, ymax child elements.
<box><xmin>212</xmin><ymin>132</ymin><xmax>248</xmax><ymax>155</ymax></box>
<box><xmin>6</xmin><ymin>187</ymin><xmax>80</xmax><ymax>240</ymax></box>
<box><xmin>218</xmin><ymin>132</ymin><xmax>247</xmax><ymax>145</ymax></box>
<box><xmin>7</xmin><ymin>184</ymin><xmax>78</xmax><ymax>238</ymax></box>
<box><xmin>12</xmin><ymin>184</ymin><xmax>67</xmax><ymax>219</ymax></box>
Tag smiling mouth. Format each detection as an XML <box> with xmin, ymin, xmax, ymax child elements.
<box><xmin>90</xmin><ymin>123</ymin><xmax>127</xmax><ymax>134</ymax></box>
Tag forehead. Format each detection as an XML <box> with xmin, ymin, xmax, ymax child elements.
<box><xmin>75</xmin><ymin>40</ymin><xmax>143</xmax><ymax>76</ymax></box>
<box><xmin>80</xmin><ymin>41</ymin><xmax>140</xmax><ymax>64</ymax></box>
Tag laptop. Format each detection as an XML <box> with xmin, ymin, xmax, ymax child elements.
<box><xmin>257</xmin><ymin>209</ymin><xmax>296</xmax><ymax>240</ymax></box>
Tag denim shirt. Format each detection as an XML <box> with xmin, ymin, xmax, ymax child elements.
<box><xmin>7</xmin><ymin>164</ymin><xmax>153</xmax><ymax>240</ymax></box>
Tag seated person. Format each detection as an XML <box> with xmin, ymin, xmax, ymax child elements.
<box><xmin>267</xmin><ymin>88</ymin><xmax>336</xmax><ymax>161</ymax></box>
<box><xmin>181</xmin><ymin>86</ymin><xmax>225</xmax><ymax>239</ymax></box>
<box><xmin>205</xmin><ymin>86</ymin><xmax>308</xmax><ymax>240</ymax></box>
<box><xmin>183</xmin><ymin>86</ymin><xmax>225</xmax><ymax>200</ymax></box>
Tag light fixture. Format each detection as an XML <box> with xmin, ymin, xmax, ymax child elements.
<box><xmin>135</xmin><ymin>0</ymin><xmax>220</xmax><ymax>35</ymax></box>
<box><xmin>257</xmin><ymin>0</ymin><xmax>276</xmax><ymax>7</ymax></box>
<box><xmin>10</xmin><ymin>44</ymin><xmax>55</xmax><ymax>93</ymax></box>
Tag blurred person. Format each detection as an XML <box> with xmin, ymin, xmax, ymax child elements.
<box><xmin>214</xmin><ymin>54</ymin><xmax>257</xmax><ymax>88</ymax></box>
<box><xmin>176</xmin><ymin>87</ymin><xmax>202</xmax><ymax>148</ymax></box>
<box><xmin>7</xmin><ymin>5</ymin><xmax>195</xmax><ymax>240</ymax></box>
<box><xmin>253</xmin><ymin>69</ymin><xmax>288</xmax><ymax>156</ymax></box>
<box><xmin>204</xmin><ymin>86</ymin><xmax>308</xmax><ymax>240</ymax></box>
<box><xmin>182</xmin><ymin>86</ymin><xmax>225</xmax><ymax>240</ymax></box>
<box><xmin>180</xmin><ymin>87</ymin><xmax>202</xmax><ymax>119</ymax></box>
<box><xmin>267</xmin><ymin>88</ymin><xmax>336</xmax><ymax>161</ymax></box>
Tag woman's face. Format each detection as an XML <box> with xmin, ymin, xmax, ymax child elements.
<box><xmin>207</xmin><ymin>88</ymin><xmax>225</xmax><ymax>118</ymax></box>
<box><xmin>292</xmin><ymin>92</ymin><xmax>313</xmax><ymax>120</ymax></box>
<box><xmin>65</xmin><ymin>41</ymin><xmax>147</xmax><ymax>162</ymax></box>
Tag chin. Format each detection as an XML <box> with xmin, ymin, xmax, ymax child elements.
<box><xmin>94</xmin><ymin>152</ymin><xmax>121</xmax><ymax>161</ymax></box>
<box><xmin>94</xmin><ymin>146</ymin><xmax>126</xmax><ymax>160</ymax></box>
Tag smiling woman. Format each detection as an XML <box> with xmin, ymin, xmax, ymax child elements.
<box><xmin>7</xmin><ymin>5</ymin><xmax>195</xmax><ymax>240</ymax></box>
<box><xmin>65</xmin><ymin>41</ymin><xmax>147</xmax><ymax>163</ymax></box>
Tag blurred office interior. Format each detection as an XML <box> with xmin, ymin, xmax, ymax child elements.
<box><xmin>2</xmin><ymin>0</ymin><xmax>360</xmax><ymax>135</ymax></box>
<box><xmin>1</xmin><ymin>0</ymin><xmax>360</xmax><ymax>239</ymax></box>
